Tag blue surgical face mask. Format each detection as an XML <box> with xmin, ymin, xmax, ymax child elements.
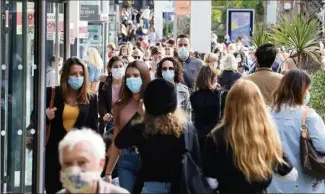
<box><xmin>68</xmin><ymin>76</ymin><xmax>84</xmax><ymax>90</ymax></box>
<box><xmin>126</xmin><ymin>77</ymin><xmax>142</xmax><ymax>93</ymax></box>
<box><xmin>162</xmin><ymin>70</ymin><xmax>175</xmax><ymax>81</ymax></box>
<box><xmin>178</xmin><ymin>47</ymin><xmax>189</xmax><ymax>60</ymax></box>
<box><xmin>304</xmin><ymin>91</ymin><xmax>310</xmax><ymax>105</ymax></box>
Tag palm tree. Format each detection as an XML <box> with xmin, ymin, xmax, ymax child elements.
<box><xmin>251</xmin><ymin>23</ymin><xmax>271</xmax><ymax>49</ymax></box>
<box><xmin>270</xmin><ymin>14</ymin><xmax>322</xmax><ymax>70</ymax></box>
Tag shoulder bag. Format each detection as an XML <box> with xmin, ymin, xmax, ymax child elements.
<box><xmin>300</xmin><ymin>106</ymin><xmax>325</xmax><ymax>179</ymax></box>
<box><xmin>180</xmin><ymin>123</ymin><xmax>214</xmax><ymax>194</ymax></box>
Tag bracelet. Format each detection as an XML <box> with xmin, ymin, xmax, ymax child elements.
<box><xmin>105</xmin><ymin>173</ymin><xmax>111</xmax><ymax>176</ymax></box>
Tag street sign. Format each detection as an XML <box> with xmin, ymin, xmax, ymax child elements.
<box><xmin>79</xmin><ymin>2</ymin><xmax>100</xmax><ymax>21</ymax></box>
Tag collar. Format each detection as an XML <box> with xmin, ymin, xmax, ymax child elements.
<box><xmin>256</xmin><ymin>67</ymin><xmax>273</xmax><ymax>72</ymax></box>
<box><xmin>178</xmin><ymin>56</ymin><xmax>192</xmax><ymax>63</ymax></box>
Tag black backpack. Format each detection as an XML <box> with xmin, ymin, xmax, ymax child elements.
<box><xmin>180</xmin><ymin>123</ymin><xmax>214</xmax><ymax>194</ymax></box>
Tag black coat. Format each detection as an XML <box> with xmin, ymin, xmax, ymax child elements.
<box><xmin>45</xmin><ymin>86</ymin><xmax>98</xmax><ymax>194</ymax></box>
<box><xmin>218</xmin><ymin>70</ymin><xmax>242</xmax><ymax>91</ymax></box>
<box><xmin>98</xmin><ymin>76</ymin><xmax>113</xmax><ymax>134</ymax></box>
<box><xmin>190</xmin><ymin>89</ymin><xmax>221</xmax><ymax>137</ymax></box>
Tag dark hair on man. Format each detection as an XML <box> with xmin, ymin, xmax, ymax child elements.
<box><xmin>176</xmin><ymin>34</ymin><xmax>190</xmax><ymax>41</ymax></box>
<box><xmin>255</xmin><ymin>43</ymin><xmax>277</xmax><ymax>68</ymax></box>
<box><xmin>138</xmin><ymin>37</ymin><xmax>144</xmax><ymax>41</ymax></box>
<box><xmin>167</xmin><ymin>39</ymin><xmax>175</xmax><ymax>46</ymax></box>
<box><xmin>49</xmin><ymin>56</ymin><xmax>62</xmax><ymax>65</ymax></box>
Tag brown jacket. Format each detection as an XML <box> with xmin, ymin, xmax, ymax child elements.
<box><xmin>243</xmin><ymin>68</ymin><xmax>283</xmax><ymax>107</ymax></box>
<box><xmin>57</xmin><ymin>179</ymin><xmax>129</xmax><ymax>194</ymax></box>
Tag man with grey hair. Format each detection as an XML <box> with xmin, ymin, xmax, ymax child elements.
<box><xmin>57</xmin><ymin>128</ymin><xmax>129</xmax><ymax>194</ymax></box>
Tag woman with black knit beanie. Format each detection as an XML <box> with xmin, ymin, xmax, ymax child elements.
<box><xmin>114</xmin><ymin>78</ymin><xmax>201</xmax><ymax>194</ymax></box>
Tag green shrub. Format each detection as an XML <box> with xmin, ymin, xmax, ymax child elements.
<box><xmin>310</xmin><ymin>70</ymin><xmax>325</xmax><ymax>120</ymax></box>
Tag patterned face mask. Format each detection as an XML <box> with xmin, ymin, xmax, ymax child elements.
<box><xmin>60</xmin><ymin>166</ymin><xmax>100</xmax><ymax>193</ymax></box>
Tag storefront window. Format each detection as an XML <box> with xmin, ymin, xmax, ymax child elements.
<box><xmin>1</xmin><ymin>0</ymin><xmax>35</xmax><ymax>193</ymax></box>
<box><xmin>0</xmin><ymin>0</ymin><xmax>66</xmax><ymax>193</ymax></box>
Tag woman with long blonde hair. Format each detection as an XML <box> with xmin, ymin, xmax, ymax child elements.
<box><xmin>114</xmin><ymin>79</ymin><xmax>201</xmax><ymax>194</ymax></box>
<box><xmin>87</xmin><ymin>47</ymin><xmax>104</xmax><ymax>91</ymax></box>
<box><xmin>202</xmin><ymin>79</ymin><xmax>296</xmax><ymax>194</ymax></box>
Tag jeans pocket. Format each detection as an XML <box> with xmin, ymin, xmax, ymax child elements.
<box><xmin>142</xmin><ymin>182</ymin><xmax>170</xmax><ymax>194</ymax></box>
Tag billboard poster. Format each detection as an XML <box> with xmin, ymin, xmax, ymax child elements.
<box><xmin>226</xmin><ymin>9</ymin><xmax>254</xmax><ymax>45</ymax></box>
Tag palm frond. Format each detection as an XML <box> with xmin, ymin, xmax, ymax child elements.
<box><xmin>251</xmin><ymin>23</ymin><xmax>271</xmax><ymax>49</ymax></box>
<box><xmin>270</xmin><ymin>14</ymin><xmax>322</xmax><ymax>69</ymax></box>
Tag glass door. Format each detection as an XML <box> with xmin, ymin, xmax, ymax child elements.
<box><xmin>0</xmin><ymin>0</ymin><xmax>36</xmax><ymax>193</ymax></box>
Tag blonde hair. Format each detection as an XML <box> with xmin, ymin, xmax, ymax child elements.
<box><xmin>221</xmin><ymin>54</ymin><xmax>238</xmax><ymax>71</ymax></box>
<box><xmin>107</xmin><ymin>43</ymin><xmax>116</xmax><ymax>50</ymax></box>
<box><xmin>87</xmin><ymin>47</ymin><xmax>103</xmax><ymax>69</ymax></box>
<box><xmin>204</xmin><ymin>53</ymin><xmax>218</xmax><ymax>64</ymax></box>
<box><xmin>218</xmin><ymin>79</ymin><xmax>284</xmax><ymax>182</ymax></box>
<box><xmin>143</xmin><ymin>108</ymin><xmax>187</xmax><ymax>137</ymax></box>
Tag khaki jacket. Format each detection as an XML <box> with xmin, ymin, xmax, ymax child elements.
<box><xmin>243</xmin><ymin>68</ymin><xmax>283</xmax><ymax>107</ymax></box>
<box><xmin>57</xmin><ymin>179</ymin><xmax>129</xmax><ymax>194</ymax></box>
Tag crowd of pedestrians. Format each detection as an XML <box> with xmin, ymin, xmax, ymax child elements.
<box><xmin>40</xmin><ymin>28</ymin><xmax>325</xmax><ymax>194</ymax></box>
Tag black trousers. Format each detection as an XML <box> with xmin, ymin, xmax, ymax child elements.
<box><xmin>45</xmin><ymin>151</ymin><xmax>62</xmax><ymax>194</ymax></box>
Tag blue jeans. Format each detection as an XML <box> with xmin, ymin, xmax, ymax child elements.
<box><xmin>141</xmin><ymin>182</ymin><xmax>171</xmax><ymax>194</ymax></box>
<box><xmin>118</xmin><ymin>149</ymin><xmax>141</xmax><ymax>193</ymax></box>
<box><xmin>143</xmin><ymin>18</ymin><xmax>149</xmax><ymax>29</ymax></box>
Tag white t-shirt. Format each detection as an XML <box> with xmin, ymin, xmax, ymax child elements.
<box><xmin>141</xmin><ymin>8</ymin><xmax>150</xmax><ymax>20</ymax></box>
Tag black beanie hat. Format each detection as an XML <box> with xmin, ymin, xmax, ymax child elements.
<box><xmin>144</xmin><ymin>79</ymin><xmax>177</xmax><ymax>116</ymax></box>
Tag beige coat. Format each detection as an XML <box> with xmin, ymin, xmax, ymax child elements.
<box><xmin>57</xmin><ymin>179</ymin><xmax>129</xmax><ymax>194</ymax></box>
<box><xmin>243</xmin><ymin>68</ymin><xmax>283</xmax><ymax>107</ymax></box>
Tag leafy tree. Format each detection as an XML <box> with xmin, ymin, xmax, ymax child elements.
<box><xmin>310</xmin><ymin>70</ymin><xmax>325</xmax><ymax>120</ymax></box>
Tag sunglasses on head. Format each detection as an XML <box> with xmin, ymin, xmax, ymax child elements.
<box><xmin>134</xmin><ymin>56</ymin><xmax>141</xmax><ymax>59</ymax></box>
<box><xmin>162</xmin><ymin>67</ymin><xmax>174</xmax><ymax>71</ymax></box>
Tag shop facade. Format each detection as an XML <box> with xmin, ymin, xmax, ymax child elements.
<box><xmin>0</xmin><ymin>0</ymin><xmax>69</xmax><ymax>193</ymax></box>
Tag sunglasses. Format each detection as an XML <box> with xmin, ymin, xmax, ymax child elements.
<box><xmin>134</xmin><ymin>56</ymin><xmax>141</xmax><ymax>59</ymax></box>
<box><xmin>162</xmin><ymin>67</ymin><xmax>175</xmax><ymax>71</ymax></box>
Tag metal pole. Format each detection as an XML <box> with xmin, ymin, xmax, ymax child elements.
<box><xmin>103</xmin><ymin>22</ymin><xmax>108</xmax><ymax>72</ymax></box>
<box><xmin>0</xmin><ymin>0</ymin><xmax>3</xmax><ymax>191</ymax></box>
<box><xmin>173</xmin><ymin>0</ymin><xmax>177</xmax><ymax>40</ymax></box>
<box><xmin>64</xmin><ymin>1</ymin><xmax>70</xmax><ymax>59</ymax></box>
<box><xmin>36</xmin><ymin>0</ymin><xmax>46</xmax><ymax>192</ymax></box>
<box><xmin>55</xmin><ymin>2</ymin><xmax>60</xmax><ymax>86</ymax></box>
<box><xmin>20</xmin><ymin>0</ymin><xmax>28</xmax><ymax>192</ymax></box>
<box><xmin>3</xmin><ymin>2</ymin><xmax>10</xmax><ymax>192</ymax></box>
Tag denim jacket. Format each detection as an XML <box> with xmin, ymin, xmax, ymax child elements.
<box><xmin>267</xmin><ymin>105</ymin><xmax>325</xmax><ymax>193</ymax></box>
<box><xmin>88</xmin><ymin>63</ymin><xmax>101</xmax><ymax>83</ymax></box>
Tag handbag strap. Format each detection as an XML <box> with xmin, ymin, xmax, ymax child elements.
<box><xmin>301</xmin><ymin>106</ymin><xmax>309</xmax><ymax>138</ymax></box>
<box><xmin>49</xmin><ymin>87</ymin><xmax>55</xmax><ymax>108</ymax></box>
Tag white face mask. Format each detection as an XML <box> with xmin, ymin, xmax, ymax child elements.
<box><xmin>122</xmin><ymin>52</ymin><xmax>128</xmax><ymax>56</ymax></box>
<box><xmin>111</xmin><ymin>67</ymin><xmax>125</xmax><ymax>80</ymax></box>
<box><xmin>60</xmin><ymin>166</ymin><xmax>101</xmax><ymax>193</ymax></box>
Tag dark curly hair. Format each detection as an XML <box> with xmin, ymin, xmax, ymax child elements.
<box><xmin>156</xmin><ymin>57</ymin><xmax>183</xmax><ymax>83</ymax></box>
